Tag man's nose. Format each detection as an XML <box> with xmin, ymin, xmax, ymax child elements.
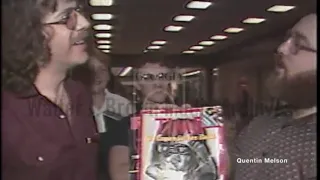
<box><xmin>277</xmin><ymin>39</ymin><xmax>291</xmax><ymax>56</ymax></box>
<box><xmin>75</xmin><ymin>12</ymin><xmax>90</xmax><ymax>31</ymax></box>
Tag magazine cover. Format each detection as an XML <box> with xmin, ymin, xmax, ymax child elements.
<box><xmin>137</xmin><ymin>106</ymin><xmax>226</xmax><ymax>180</ymax></box>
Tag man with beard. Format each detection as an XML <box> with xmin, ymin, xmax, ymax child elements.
<box><xmin>233</xmin><ymin>14</ymin><xmax>316</xmax><ymax>180</ymax></box>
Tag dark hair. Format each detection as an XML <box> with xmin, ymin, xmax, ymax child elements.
<box><xmin>135</xmin><ymin>53</ymin><xmax>175</xmax><ymax>69</ymax></box>
<box><xmin>1</xmin><ymin>0</ymin><xmax>81</xmax><ymax>94</ymax></box>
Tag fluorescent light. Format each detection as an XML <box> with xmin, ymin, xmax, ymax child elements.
<box><xmin>95</xmin><ymin>33</ymin><xmax>112</xmax><ymax>38</ymax></box>
<box><xmin>91</xmin><ymin>13</ymin><xmax>113</xmax><ymax>20</ymax></box>
<box><xmin>173</xmin><ymin>15</ymin><xmax>195</xmax><ymax>22</ymax></box>
<box><xmin>267</xmin><ymin>5</ymin><xmax>295</xmax><ymax>12</ymax></box>
<box><xmin>97</xmin><ymin>40</ymin><xmax>111</xmax><ymax>44</ymax></box>
<box><xmin>151</xmin><ymin>41</ymin><xmax>167</xmax><ymax>45</ymax></box>
<box><xmin>183</xmin><ymin>50</ymin><xmax>195</xmax><ymax>54</ymax></box>
<box><xmin>90</xmin><ymin>0</ymin><xmax>113</xmax><ymax>6</ymax></box>
<box><xmin>242</xmin><ymin>18</ymin><xmax>266</xmax><ymax>24</ymax></box>
<box><xmin>224</xmin><ymin>27</ymin><xmax>244</xmax><ymax>33</ymax></box>
<box><xmin>147</xmin><ymin>46</ymin><xmax>161</xmax><ymax>50</ymax></box>
<box><xmin>199</xmin><ymin>41</ymin><xmax>215</xmax><ymax>46</ymax></box>
<box><xmin>213</xmin><ymin>68</ymin><xmax>219</xmax><ymax>71</ymax></box>
<box><xmin>93</xmin><ymin>24</ymin><xmax>112</xmax><ymax>30</ymax></box>
<box><xmin>211</xmin><ymin>35</ymin><xmax>228</xmax><ymax>40</ymax></box>
<box><xmin>186</xmin><ymin>1</ymin><xmax>212</xmax><ymax>9</ymax></box>
<box><xmin>183</xmin><ymin>70</ymin><xmax>201</xmax><ymax>77</ymax></box>
<box><xmin>190</xmin><ymin>46</ymin><xmax>204</xmax><ymax>50</ymax></box>
<box><xmin>164</xmin><ymin>25</ymin><xmax>184</xmax><ymax>32</ymax></box>
<box><xmin>143</xmin><ymin>50</ymin><xmax>148</xmax><ymax>53</ymax></box>
<box><xmin>97</xmin><ymin>45</ymin><xmax>111</xmax><ymax>49</ymax></box>
<box><xmin>102</xmin><ymin>50</ymin><xmax>110</xmax><ymax>53</ymax></box>
<box><xmin>213</xmin><ymin>72</ymin><xmax>218</xmax><ymax>76</ymax></box>
<box><xmin>119</xmin><ymin>67</ymin><xmax>132</xmax><ymax>77</ymax></box>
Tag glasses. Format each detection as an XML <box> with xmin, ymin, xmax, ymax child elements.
<box><xmin>284</xmin><ymin>32</ymin><xmax>317</xmax><ymax>55</ymax></box>
<box><xmin>136</xmin><ymin>72</ymin><xmax>180</xmax><ymax>81</ymax></box>
<box><xmin>43</xmin><ymin>6</ymin><xmax>84</xmax><ymax>30</ymax></box>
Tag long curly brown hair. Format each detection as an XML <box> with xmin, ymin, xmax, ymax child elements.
<box><xmin>1</xmin><ymin>0</ymin><xmax>81</xmax><ymax>95</ymax></box>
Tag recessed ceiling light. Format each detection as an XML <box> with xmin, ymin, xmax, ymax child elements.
<box><xmin>152</xmin><ymin>41</ymin><xmax>167</xmax><ymax>45</ymax></box>
<box><xmin>147</xmin><ymin>46</ymin><xmax>161</xmax><ymax>50</ymax></box>
<box><xmin>93</xmin><ymin>24</ymin><xmax>112</xmax><ymax>30</ymax></box>
<box><xmin>224</xmin><ymin>27</ymin><xmax>244</xmax><ymax>33</ymax></box>
<box><xmin>143</xmin><ymin>50</ymin><xmax>148</xmax><ymax>53</ymax></box>
<box><xmin>199</xmin><ymin>41</ymin><xmax>215</xmax><ymax>46</ymax></box>
<box><xmin>91</xmin><ymin>13</ymin><xmax>113</xmax><ymax>20</ymax></box>
<box><xmin>90</xmin><ymin>0</ymin><xmax>113</xmax><ymax>6</ymax></box>
<box><xmin>98</xmin><ymin>45</ymin><xmax>111</xmax><ymax>49</ymax></box>
<box><xmin>119</xmin><ymin>67</ymin><xmax>132</xmax><ymax>77</ymax></box>
<box><xmin>95</xmin><ymin>33</ymin><xmax>112</xmax><ymax>38</ymax></box>
<box><xmin>242</xmin><ymin>18</ymin><xmax>266</xmax><ymax>24</ymax></box>
<box><xmin>183</xmin><ymin>70</ymin><xmax>201</xmax><ymax>77</ymax></box>
<box><xmin>164</xmin><ymin>25</ymin><xmax>184</xmax><ymax>32</ymax></box>
<box><xmin>183</xmin><ymin>50</ymin><xmax>195</xmax><ymax>54</ymax></box>
<box><xmin>267</xmin><ymin>5</ymin><xmax>295</xmax><ymax>12</ymax></box>
<box><xmin>102</xmin><ymin>50</ymin><xmax>110</xmax><ymax>53</ymax></box>
<box><xmin>173</xmin><ymin>15</ymin><xmax>195</xmax><ymax>22</ymax></box>
<box><xmin>211</xmin><ymin>35</ymin><xmax>228</xmax><ymax>40</ymax></box>
<box><xmin>186</xmin><ymin>1</ymin><xmax>212</xmax><ymax>10</ymax></box>
<box><xmin>190</xmin><ymin>46</ymin><xmax>204</xmax><ymax>50</ymax></box>
<box><xmin>213</xmin><ymin>68</ymin><xmax>219</xmax><ymax>71</ymax></box>
<box><xmin>97</xmin><ymin>40</ymin><xmax>111</xmax><ymax>44</ymax></box>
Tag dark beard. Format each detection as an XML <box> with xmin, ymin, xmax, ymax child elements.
<box><xmin>276</xmin><ymin>70</ymin><xmax>317</xmax><ymax>109</ymax></box>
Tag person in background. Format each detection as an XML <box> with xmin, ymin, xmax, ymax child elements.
<box><xmin>1</xmin><ymin>0</ymin><xmax>98</xmax><ymax>180</ymax></box>
<box><xmin>233</xmin><ymin>14</ymin><xmax>317</xmax><ymax>180</ymax></box>
<box><xmin>72</xmin><ymin>48</ymin><xmax>134</xmax><ymax>180</ymax></box>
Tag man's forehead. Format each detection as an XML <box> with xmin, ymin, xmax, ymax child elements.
<box><xmin>55</xmin><ymin>0</ymin><xmax>77</xmax><ymax>11</ymax></box>
<box><xmin>292</xmin><ymin>14</ymin><xmax>317</xmax><ymax>47</ymax></box>
<box><xmin>138</xmin><ymin>63</ymin><xmax>170</xmax><ymax>74</ymax></box>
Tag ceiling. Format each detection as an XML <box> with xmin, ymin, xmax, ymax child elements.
<box><xmin>88</xmin><ymin>0</ymin><xmax>315</xmax><ymax>54</ymax></box>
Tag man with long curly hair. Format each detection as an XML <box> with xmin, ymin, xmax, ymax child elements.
<box><xmin>2</xmin><ymin>0</ymin><xmax>98</xmax><ymax>180</ymax></box>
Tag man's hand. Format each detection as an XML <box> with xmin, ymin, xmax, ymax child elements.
<box><xmin>109</xmin><ymin>145</ymin><xmax>130</xmax><ymax>180</ymax></box>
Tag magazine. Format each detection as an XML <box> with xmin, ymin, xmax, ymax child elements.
<box><xmin>131</xmin><ymin>106</ymin><xmax>227</xmax><ymax>180</ymax></box>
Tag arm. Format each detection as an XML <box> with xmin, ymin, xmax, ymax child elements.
<box><xmin>108</xmin><ymin>117</ymin><xmax>130</xmax><ymax>180</ymax></box>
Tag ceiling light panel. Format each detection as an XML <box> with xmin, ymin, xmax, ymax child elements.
<box><xmin>98</xmin><ymin>45</ymin><xmax>111</xmax><ymax>49</ymax></box>
<box><xmin>186</xmin><ymin>1</ymin><xmax>212</xmax><ymax>10</ymax></box>
<box><xmin>148</xmin><ymin>46</ymin><xmax>161</xmax><ymax>50</ymax></box>
<box><xmin>97</xmin><ymin>40</ymin><xmax>111</xmax><ymax>44</ymax></box>
<box><xmin>242</xmin><ymin>18</ymin><xmax>266</xmax><ymax>24</ymax></box>
<box><xmin>91</xmin><ymin>13</ymin><xmax>113</xmax><ymax>20</ymax></box>
<box><xmin>164</xmin><ymin>25</ymin><xmax>184</xmax><ymax>32</ymax></box>
<box><xmin>90</xmin><ymin>0</ymin><xmax>113</xmax><ymax>6</ymax></box>
<box><xmin>151</xmin><ymin>41</ymin><xmax>167</xmax><ymax>45</ymax></box>
<box><xmin>95</xmin><ymin>33</ymin><xmax>112</xmax><ymax>38</ymax></box>
<box><xmin>267</xmin><ymin>5</ymin><xmax>295</xmax><ymax>12</ymax></box>
<box><xmin>102</xmin><ymin>50</ymin><xmax>110</xmax><ymax>53</ymax></box>
<box><xmin>119</xmin><ymin>67</ymin><xmax>133</xmax><ymax>77</ymax></box>
<box><xmin>190</xmin><ymin>46</ymin><xmax>204</xmax><ymax>50</ymax></box>
<box><xmin>224</xmin><ymin>27</ymin><xmax>244</xmax><ymax>33</ymax></box>
<box><xmin>183</xmin><ymin>50</ymin><xmax>195</xmax><ymax>54</ymax></box>
<box><xmin>93</xmin><ymin>24</ymin><xmax>112</xmax><ymax>30</ymax></box>
<box><xmin>211</xmin><ymin>35</ymin><xmax>228</xmax><ymax>40</ymax></box>
<box><xmin>199</xmin><ymin>41</ymin><xmax>215</xmax><ymax>46</ymax></box>
<box><xmin>173</xmin><ymin>15</ymin><xmax>195</xmax><ymax>22</ymax></box>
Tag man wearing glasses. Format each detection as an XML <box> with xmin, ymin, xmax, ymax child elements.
<box><xmin>2</xmin><ymin>0</ymin><xmax>98</xmax><ymax>180</ymax></box>
<box><xmin>233</xmin><ymin>14</ymin><xmax>316</xmax><ymax>180</ymax></box>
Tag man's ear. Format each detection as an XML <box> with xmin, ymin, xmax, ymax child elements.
<box><xmin>133</xmin><ymin>82</ymin><xmax>141</xmax><ymax>91</ymax></box>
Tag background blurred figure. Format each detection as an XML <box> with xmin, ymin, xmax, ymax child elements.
<box><xmin>233</xmin><ymin>14</ymin><xmax>317</xmax><ymax>180</ymax></box>
<box><xmin>72</xmin><ymin>48</ymin><xmax>133</xmax><ymax>180</ymax></box>
<box><xmin>2</xmin><ymin>0</ymin><xmax>98</xmax><ymax>180</ymax></box>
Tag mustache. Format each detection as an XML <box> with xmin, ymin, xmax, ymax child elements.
<box><xmin>71</xmin><ymin>31</ymin><xmax>89</xmax><ymax>44</ymax></box>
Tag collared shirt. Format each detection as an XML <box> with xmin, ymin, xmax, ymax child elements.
<box><xmin>2</xmin><ymin>79</ymin><xmax>98</xmax><ymax>180</ymax></box>
<box><xmin>232</xmin><ymin>110</ymin><xmax>316</xmax><ymax>180</ymax></box>
<box><xmin>93</xmin><ymin>89</ymin><xmax>135</xmax><ymax>133</ymax></box>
